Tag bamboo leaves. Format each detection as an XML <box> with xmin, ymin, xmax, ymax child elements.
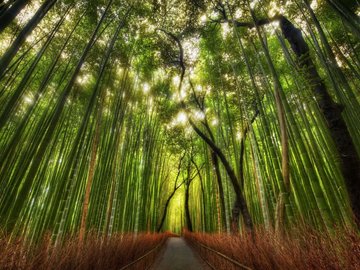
<box><xmin>0</xmin><ymin>0</ymin><xmax>359</xmax><ymax>241</ymax></box>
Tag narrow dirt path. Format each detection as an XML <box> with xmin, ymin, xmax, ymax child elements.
<box><xmin>152</xmin><ymin>237</ymin><xmax>209</xmax><ymax>270</ymax></box>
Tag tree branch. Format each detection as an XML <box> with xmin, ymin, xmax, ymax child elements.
<box><xmin>157</xmin><ymin>29</ymin><xmax>186</xmax><ymax>86</ymax></box>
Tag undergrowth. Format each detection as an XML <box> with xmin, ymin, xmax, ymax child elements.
<box><xmin>184</xmin><ymin>227</ymin><xmax>360</xmax><ymax>270</ymax></box>
<box><xmin>0</xmin><ymin>231</ymin><xmax>171</xmax><ymax>270</ymax></box>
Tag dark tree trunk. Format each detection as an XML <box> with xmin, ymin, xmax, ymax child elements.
<box><xmin>191</xmin><ymin>158</ymin><xmax>207</xmax><ymax>231</ymax></box>
<box><xmin>185</xmin><ymin>181</ymin><xmax>193</xmax><ymax>232</ymax></box>
<box><xmin>202</xmin><ymin>120</ymin><xmax>228</xmax><ymax>231</ymax></box>
<box><xmin>231</xmin><ymin>111</ymin><xmax>259</xmax><ymax>233</ymax></box>
<box><xmin>211</xmin><ymin>151</ymin><xmax>227</xmax><ymax>231</ymax></box>
<box><xmin>157</xmin><ymin>154</ymin><xmax>184</xmax><ymax>232</ymax></box>
<box><xmin>231</xmin><ymin>134</ymin><xmax>247</xmax><ymax>234</ymax></box>
<box><xmin>231</xmin><ymin>135</ymin><xmax>247</xmax><ymax>234</ymax></box>
<box><xmin>189</xmin><ymin>119</ymin><xmax>253</xmax><ymax>231</ymax></box>
<box><xmin>0</xmin><ymin>0</ymin><xmax>29</xmax><ymax>33</ymax></box>
<box><xmin>162</xmin><ymin>22</ymin><xmax>253</xmax><ymax>232</ymax></box>
<box><xmin>278</xmin><ymin>16</ymin><xmax>360</xmax><ymax>224</ymax></box>
<box><xmin>219</xmin><ymin>1</ymin><xmax>360</xmax><ymax>226</ymax></box>
<box><xmin>157</xmin><ymin>189</ymin><xmax>177</xmax><ymax>232</ymax></box>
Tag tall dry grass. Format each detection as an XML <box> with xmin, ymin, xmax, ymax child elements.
<box><xmin>0</xmin><ymin>231</ymin><xmax>171</xmax><ymax>270</ymax></box>
<box><xmin>184</xmin><ymin>227</ymin><xmax>360</xmax><ymax>270</ymax></box>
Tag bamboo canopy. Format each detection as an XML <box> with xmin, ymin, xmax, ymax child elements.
<box><xmin>0</xmin><ymin>0</ymin><xmax>359</xmax><ymax>244</ymax></box>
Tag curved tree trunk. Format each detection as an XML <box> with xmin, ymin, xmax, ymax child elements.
<box><xmin>278</xmin><ymin>15</ymin><xmax>360</xmax><ymax>225</ymax></box>
<box><xmin>189</xmin><ymin>119</ymin><xmax>253</xmax><ymax>232</ymax></box>
<box><xmin>220</xmin><ymin>0</ymin><xmax>360</xmax><ymax>227</ymax></box>
<box><xmin>202</xmin><ymin>119</ymin><xmax>228</xmax><ymax>231</ymax></box>
<box><xmin>157</xmin><ymin>185</ymin><xmax>181</xmax><ymax>232</ymax></box>
<box><xmin>191</xmin><ymin>158</ymin><xmax>207</xmax><ymax>231</ymax></box>
<box><xmin>157</xmin><ymin>154</ymin><xmax>184</xmax><ymax>232</ymax></box>
<box><xmin>161</xmin><ymin>25</ymin><xmax>253</xmax><ymax>232</ymax></box>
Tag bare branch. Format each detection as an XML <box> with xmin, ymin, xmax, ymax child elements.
<box><xmin>157</xmin><ymin>28</ymin><xmax>186</xmax><ymax>86</ymax></box>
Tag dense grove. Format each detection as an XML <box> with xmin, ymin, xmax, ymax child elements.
<box><xmin>0</xmin><ymin>0</ymin><xmax>359</xmax><ymax>268</ymax></box>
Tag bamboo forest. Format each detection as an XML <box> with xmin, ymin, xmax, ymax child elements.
<box><xmin>0</xmin><ymin>0</ymin><xmax>360</xmax><ymax>269</ymax></box>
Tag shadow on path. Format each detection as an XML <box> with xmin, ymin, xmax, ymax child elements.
<box><xmin>152</xmin><ymin>237</ymin><xmax>209</xmax><ymax>270</ymax></box>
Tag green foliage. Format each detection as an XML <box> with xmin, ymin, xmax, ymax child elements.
<box><xmin>0</xmin><ymin>0</ymin><xmax>359</xmax><ymax>242</ymax></box>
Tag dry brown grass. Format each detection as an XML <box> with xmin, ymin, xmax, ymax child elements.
<box><xmin>0</xmin><ymin>231</ymin><xmax>171</xmax><ymax>270</ymax></box>
<box><xmin>184</xmin><ymin>227</ymin><xmax>360</xmax><ymax>270</ymax></box>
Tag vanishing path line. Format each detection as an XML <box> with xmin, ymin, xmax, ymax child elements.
<box><xmin>152</xmin><ymin>237</ymin><xmax>209</xmax><ymax>270</ymax></box>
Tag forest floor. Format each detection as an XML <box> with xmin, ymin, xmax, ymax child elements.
<box><xmin>1</xmin><ymin>229</ymin><xmax>358</xmax><ymax>269</ymax></box>
<box><xmin>152</xmin><ymin>237</ymin><xmax>209</xmax><ymax>270</ymax></box>
<box><xmin>184</xmin><ymin>229</ymin><xmax>360</xmax><ymax>270</ymax></box>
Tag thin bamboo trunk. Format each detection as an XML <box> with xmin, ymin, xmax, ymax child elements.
<box><xmin>325</xmin><ymin>0</ymin><xmax>360</xmax><ymax>38</ymax></box>
<box><xmin>278</xmin><ymin>14</ymin><xmax>360</xmax><ymax>224</ymax></box>
<box><xmin>211</xmin><ymin>151</ymin><xmax>227</xmax><ymax>231</ymax></box>
<box><xmin>0</xmin><ymin>0</ymin><xmax>113</xmax><ymax>232</ymax></box>
<box><xmin>231</xmin><ymin>110</ymin><xmax>259</xmax><ymax>233</ymax></box>
<box><xmin>189</xmin><ymin>119</ymin><xmax>253</xmax><ymax>231</ymax></box>
<box><xmin>0</xmin><ymin>6</ymin><xmax>70</xmax><ymax>129</ymax></box>
<box><xmin>0</xmin><ymin>0</ymin><xmax>57</xmax><ymax>78</ymax></box>
<box><xmin>79</xmin><ymin>110</ymin><xmax>101</xmax><ymax>243</ymax></box>
<box><xmin>248</xmin><ymin>6</ymin><xmax>290</xmax><ymax>235</ymax></box>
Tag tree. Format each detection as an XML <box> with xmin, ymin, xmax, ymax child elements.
<box><xmin>157</xmin><ymin>153</ymin><xmax>185</xmax><ymax>232</ymax></box>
